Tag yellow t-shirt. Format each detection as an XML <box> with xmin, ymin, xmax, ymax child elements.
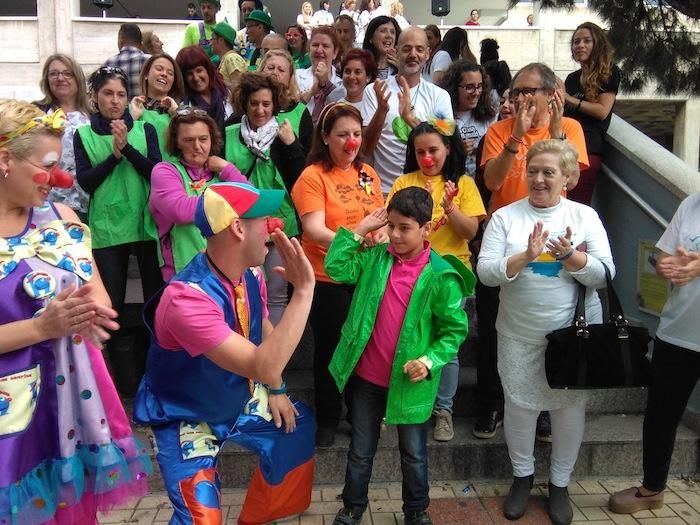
<box><xmin>386</xmin><ymin>170</ymin><xmax>486</xmax><ymax>267</ymax></box>
<box><xmin>219</xmin><ymin>50</ymin><xmax>248</xmax><ymax>84</ymax></box>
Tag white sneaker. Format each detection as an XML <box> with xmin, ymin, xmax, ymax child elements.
<box><xmin>433</xmin><ymin>409</ymin><xmax>454</xmax><ymax>441</ymax></box>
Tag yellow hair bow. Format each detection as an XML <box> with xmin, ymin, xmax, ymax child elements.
<box><xmin>0</xmin><ymin>109</ymin><xmax>66</xmax><ymax>147</ymax></box>
<box><xmin>427</xmin><ymin>116</ymin><xmax>456</xmax><ymax>137</ymax></box>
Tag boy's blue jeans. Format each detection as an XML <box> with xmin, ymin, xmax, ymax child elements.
<box><xmin>342</xmin><ymin>375</ymin><xmax>430</xmax><ymax>515</ymax></box>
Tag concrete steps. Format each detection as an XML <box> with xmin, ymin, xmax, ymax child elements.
<box><xmin>135</xmin><ymin>415</ymin><xmax>700</xmax><ymax>491</ymax></box>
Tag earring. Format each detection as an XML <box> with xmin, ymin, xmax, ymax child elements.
<box><xmin>2</xmin><ymin>168</ymin><xmax>7</xmax><ymax>178</ymax></box>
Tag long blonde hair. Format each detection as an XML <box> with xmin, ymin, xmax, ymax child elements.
<box><xmin>301</xmin><ymin>1</ymin><xmax>313</xmax><ymax>22</ymax></box>
<box><xmin>34</xmin><ymin>54</ymin><xmax>91</xmax><ymax>116</ymax></box>
<box><xmin>572</xmin><ymin>22</ymin><xmax>614</xmax><ymax>103</ymax></box>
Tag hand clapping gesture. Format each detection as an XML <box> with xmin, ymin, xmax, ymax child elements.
<box><xmin>526</xmin><ymin>221</ymin><xmax>549</xmax><ymax>261</ymax></box>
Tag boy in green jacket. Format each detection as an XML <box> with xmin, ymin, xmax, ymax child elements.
<box><xmin>324</xmin><ymin>187</ymin><xmax>474</xmax><ymax>525</ymax></box>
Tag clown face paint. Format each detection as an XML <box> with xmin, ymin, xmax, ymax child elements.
<box><xmin>29</xmin><ymin>153</ymin><xmax>72</xmax><ymax>189</ymax></box>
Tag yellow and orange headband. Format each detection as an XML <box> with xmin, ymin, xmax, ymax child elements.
<box><xmin>0</xmin><ymin>110</ymin><xmax>67</xmax><ymax>148</ymax></box>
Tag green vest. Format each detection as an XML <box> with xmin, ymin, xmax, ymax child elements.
<box><xmin>78</xmin><ymin>121</ymin><xmax>158</xmax><ymax>249</ymax></box>
<box><xmin>224</xmin><ymin>124</ymin><xmax>299</xmax><ymax>237</ymax></box>
<box><xmin>162</xmin><ymin>161</ymin><xmax>221</xmax><ymax>273</ymax></box>
<box><xmin>278</xmin><ymin>102</ymin><xmax>306</xmax><ymax>136</ymax></box>
<box><xmin>139</xmin><ymin>109</ymin><xmax>177</xmax><ymax>163</ymax></box>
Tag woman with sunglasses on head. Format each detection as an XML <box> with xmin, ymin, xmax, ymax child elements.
<box><xmin>558</xmin><ymin>22</ymin><xmax>620</xmax><ymax>206</ymax></box>
<box><xmin>224</xmin><ymin>73</ymin><xmax>306</xmax><ymax>325</ymax></box>
<box><xmin>151</xmin><ymin>108</ymin><xmax>247</xmax><ymax>281</ymax></box>
<box><xmin>0</xmin><ymin>98</ymin><xmax>151</xmax><ymax>525</ymax></box>
<box><xmin>291</xmin><ymin>103</ymin><xmax>384</xmax><ymax>447</ymax></box>
<box><xmin>74</xmin><ymin>66</ymin><xmax>164</xmax><ymax>378</ymax></box>
<box><xmin>176</xmin><ymin>46</ymin><xmax>229</xmax><ymax>135</ymax></box>
<box><xmin>33</xmin><ymin>54</ymin><xmax>92</xmax><ymax>221</ymax></box>
<box><xmin>129</xmin><ymin>54</ymin><xmax>185</xmax><ymax>161</ymax></box>
<box><xmin>440</xmin><ymin>60</ymin><xmax>497</xmax><ymax>177</ymax></box>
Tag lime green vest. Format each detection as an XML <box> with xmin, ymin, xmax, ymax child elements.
<box><xmin>139</xmin><ymin>109</ymin><xmax>177</xmax><ymax>163</ymax></box>
<box><xmin>224</xmin><ymin>124</ymin><xmax>299</xmax><ymax>237</ymax></box>
<box><xmin>78</xmin><ymin>121</ymin><xmax>158</xmax><ymax>249</ymax></box>
<box><xmin>278</xmin><ymin>102</ymin><xmax>306</xmax><ymax>136</ymax></box>
<box><xmin>163</xmin><ymin>161</ymin><xmax>221</xmax><ymax>273</ymax></box>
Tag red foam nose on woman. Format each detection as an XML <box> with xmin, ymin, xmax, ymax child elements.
<box><xmin>344</xmin><ymin>138</ymin><xmax>359</xmax><ymax>154</ymax></box>
<box><xmin>32</xmin><ymin>168</ymin><xmax>74</xmax><ymax>189</ymax></box>
<box><xmin>420</xmin><ymin>156</ymin><xmax>435</xmax><ymax>168</ymax></box>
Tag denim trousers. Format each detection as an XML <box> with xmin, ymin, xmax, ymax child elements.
<box><xmin>643</xmin><ymin>338</ymin><xmax>700</xmax><ymax>491</ymax></box>
<box><xmin>342</xmin><ymin>375</ymin><xmax>430</xmax><ymax>515</ymax></box>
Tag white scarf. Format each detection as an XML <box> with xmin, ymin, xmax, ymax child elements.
<box><xmin>240</xmin><ymin>115</ymin><xmax>279</xmax><ymax>154</ymax></box>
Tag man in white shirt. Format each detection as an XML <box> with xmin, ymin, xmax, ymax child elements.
<box><xmin>360</xmin><ymin>26</ymin><xmax>453</xmax><ymax>192</ymax></box>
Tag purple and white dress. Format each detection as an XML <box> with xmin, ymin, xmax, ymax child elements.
<box><xmin>0</xmin><ymin>203</ymin><xmax>151</xmax><ymax>525</ymax></box>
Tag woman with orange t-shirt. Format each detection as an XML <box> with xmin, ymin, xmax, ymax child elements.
<box><xmin>291</xmin><ymin>102</ymin><xmax>384</xmax><ymax>447</ymax></box>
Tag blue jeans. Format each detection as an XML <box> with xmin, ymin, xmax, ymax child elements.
<box><xmin>434</xmin><ymin>355</ymin><xmax>459</xmax><ymax>413</ymax></box>
<box><xmin>342</xmin><ymin>375</ymin><xmax>430</xmax><ymax>515</ymax></box>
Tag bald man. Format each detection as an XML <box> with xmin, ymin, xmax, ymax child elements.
<box><xmin>360</xmin><ymin>26</ymin><xmax>453</xmax><ymax>192</ymax></box>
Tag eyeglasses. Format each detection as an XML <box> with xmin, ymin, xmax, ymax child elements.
<box><xmin>458</xmin><ymin>83</ymin><xmax>483</xmax><ymax>94</ymax></box>
<box><xmin>176</xmin><ymin>106</ymin><xmax>208</xmax><ymax>117</ymax></box>
<box><xmin>510</xmin><ymin>86</ymin><xmax>547</xmax><ymax>99</ymax></box>
<box><xmin>48</xmin><ymin>70</ymin><xmax>75</xmax><ymax>80</ymax></box>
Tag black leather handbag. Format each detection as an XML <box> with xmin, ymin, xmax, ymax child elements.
<box><xmin>545</xmin><ymin>266</ymin><xmax>652</xmax><ymax>389</ymax></box>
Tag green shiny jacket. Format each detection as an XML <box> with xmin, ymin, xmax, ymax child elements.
<box><xmin>325</xmin><ymin>227</ymin><xmax>470</xmax><ymax>425</ymax></box>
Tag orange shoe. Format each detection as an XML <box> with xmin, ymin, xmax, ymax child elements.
<box><xmin>608</xmin><ymin>487</ymin><xmax>664</xmax><ymax>514</ymax></box>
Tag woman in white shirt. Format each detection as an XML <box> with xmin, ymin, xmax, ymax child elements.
<box><xmin>297</xmin><ymin>1</ymin><xmax>314</xmax><ymax>38</ymax></box>
<box><xmin>426</xmin><ymin>27</ymin><xmax>476</xmax><ymax>85</ymax></box>
<box><xmin>478</xmin><ymin>139</ymin><xmax>614</xmax><ymax>525</ymax></box>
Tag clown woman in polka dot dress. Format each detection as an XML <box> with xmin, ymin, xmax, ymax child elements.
<box><xmin>0</xmin><ymin>99</ymin><xmax>151</xmax><ymax>524</ymax></box>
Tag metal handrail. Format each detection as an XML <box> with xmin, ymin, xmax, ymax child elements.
<box><xmin>600</xmin><ymin>164</ymin><xmax>669</xmax><ymax>229</ymax></box>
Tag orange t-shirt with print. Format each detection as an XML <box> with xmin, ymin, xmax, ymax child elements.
<box><xmin>480</xmin><ymin>117</ymin><xmax>589</xmax><ymax>214</ymax></box>
<box><xmin>291</xmin><ymin>162</ymin><xmax>384</xmax><ymax>282</ymax></box>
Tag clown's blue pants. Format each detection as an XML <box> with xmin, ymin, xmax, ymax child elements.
<box><xmin>151</xmin><ymin>420</ymin><xmax>229</xmax><ymax>525</ymax></box>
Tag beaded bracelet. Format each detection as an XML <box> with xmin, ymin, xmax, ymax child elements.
<box><xmin>266</xmin><ymin>380</ymin><xmax>288</xmax><ymax>395</ymax></box>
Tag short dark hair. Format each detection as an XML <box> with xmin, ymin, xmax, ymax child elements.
<box><xmin>119</xmin><ymin>23</ymin><xmax>142</xmax><ymax>45</ymax></box>
<box><xmin>239</xmin><ymin>0</ymin><xmax>263</xmax><ymax>9</ymax></box>
<box><xmin>387</xmin><ymin>187</ymin><xmax>432</xmax><ymax>226</ymax></box>
<box><xmin>341</xmin><ymin>48</ymin><xmax>377</xmax><ymax>83</ymax></box>
<box><xmin>187</xmin><ymin>2</ymin><xmax>196</xmax><ymax>8</ymax></box>
<box><xmin>165</xmin><ymin>112</ymin><xmax>223</xmax><ymax>157</ymax></box>
<box><xmin>88</xmin><ymin>66</ymin><xmax>129</xmax><ymax>97</ymax></box>
<box><xmin>232</xmin><ymin>72</ymin><xmax>288</xmax><ymax>116</ymax></box>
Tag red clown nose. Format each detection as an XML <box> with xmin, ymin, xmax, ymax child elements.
<box><xmin>344</xmin><ymin>138</ymin><xmax>359</xmax><ymax>154</ymax></box>
<box><xmin>266</xmin><ymin>217</ymin><xmax>284</xmax><ymax>233</ymax></box>
<box><xmin>32</xmin><ymin>168</ymin><xmax>73</xmax><ymax>189</ymax></box>
<box><xmin>420</xmin><ymin>156</ymin><xmax>435</xmax><ymax>169</ymax></box>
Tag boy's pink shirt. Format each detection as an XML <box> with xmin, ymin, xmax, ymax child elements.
<box><xmin>355</xmin><ymin>241</ymin><xmax>431</xmax><ymax>388</ymax></box>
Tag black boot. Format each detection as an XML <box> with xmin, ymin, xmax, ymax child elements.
<box><xmin>503</xmin><ymin>474</ymin><xmax>533</xmax><ymax>520</ymax></box>
<box><xmin>548</xmin><ymin>483</ymin><xmax>573</xmax><ymax>525</ymax></box>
